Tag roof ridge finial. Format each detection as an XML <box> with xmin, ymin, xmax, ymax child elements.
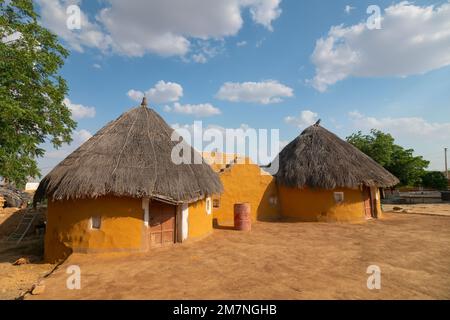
<box><xmin>141</xmin><ymin>96</ymin><xmax>148</xmax><ymax>108</ymax></box>
<box><xmin>314</xmin><ymin>119</ymin><xmax>321</xmax><ymax>127</ymax></box>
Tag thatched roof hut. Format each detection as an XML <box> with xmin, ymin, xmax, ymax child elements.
<box><xmin>274</xmin><ymin>123</ymin><xmax>399</xmax><ymax>190</ymax></box>
<box><xmin>34</xmin><ymin>99</ymin><xmax>223</xmax><ymax>204</ymax></box>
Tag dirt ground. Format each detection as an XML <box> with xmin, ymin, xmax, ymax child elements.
<box><xmin>23</xmin><ymin>212</ymin><xmax>450</xmax><ymax>300</ymax></box>
<box><xmin>0</xmin><ymin>239</ymin><xmax>54</xmax><ymax>300</ymax></box>
<box><xmin>0</xmin><ymin>208</ymin><xmax>55</xmax><ymax>300</ymax></box>
<box><xmin>384</xmin><ymin>203</ymin><xmax>450</xmax><ymax>217</ymax></box>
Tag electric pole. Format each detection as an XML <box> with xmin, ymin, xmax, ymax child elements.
<box><xmin>445</xmin><ymin>147</ymin><xmax>448</xmax><ymax>179</ymax></box>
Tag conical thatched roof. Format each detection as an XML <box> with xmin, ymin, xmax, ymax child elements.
<box><xmin>34</xmin><ymin>101</ymin><xmax>223</xmax><ymax>204</ymax></box>
<box><xmin>273</xmin><ymin>124</ymin><xmax>399</xmax><ymax>190</ymax></box>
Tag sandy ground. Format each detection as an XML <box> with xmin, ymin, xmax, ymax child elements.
<box><xmin>24</xmin><ymin>212</ymin><xmax>450</xmax><ymax>300</ymax></box>
<box><xmin>0</xmin><ymin>239</ymin><xmax>54</xmax><ymax>300</ymax></box>
<box><xmin>0</xmin><ymin>208</ymin><xmax>54</xmax><ymax>300</ymax></box>
<box><xmin>383</xmin><ymin>203</ymin><xmax>450</xmax><ymax>217</ymax></box>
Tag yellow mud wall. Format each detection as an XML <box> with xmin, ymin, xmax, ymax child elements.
<box><xmin>213</xmin><ymin>163</ymin><xmax>280</xmax><ymax>226</ymax></box>
<box><xmin>45</xmin><ymin>196</ymin><xmax>144</xmax><ymax>262</ymax></box>
<box><xmin>277</xmin><ymin>186</ymin><xmax>367</xmax><ymax>222</ymax></box>
<box><xmin>188</xmin><ymin>198</ymin><xmax>213</xmax><ymax>239</ymax></box>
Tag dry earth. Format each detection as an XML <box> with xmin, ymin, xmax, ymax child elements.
<box><xmin>22</xmin><ymin>212</ymin><xmax>450</xmax><ymax>300</ymax></box>
<box><xmin>0</xmin><ymin>208</ymin><xmax>54</xmax><ymax>300</ymax></box>
<box><xmin>0</xmin><ymin>239</ymin><xmax>54</xmax><ymax>300</ymax></box>
<box><xmin>384</xmin><ymin>203</ymin><xmax>450</xmax><ymax>217</ymax></box>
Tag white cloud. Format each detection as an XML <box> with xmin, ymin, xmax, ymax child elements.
<box><xmin>147</xmin><ymin>81</ymin><xmax>183</xmax><ymax>104</ymax></box>
<box><xmin>165</xmin><ymin>102</ymin><xmax>221</xmax><ymax>117</ymax></box>
<box><xmin>236</xmin><ymin>40</ymin><xmax>248</xmax><ymax>47</ymax></box>
<box><xmin>188</xmin><ymin>40</ymin><xmax>225</xmax><ymax>63</ymax></box>
<box><xmin>36</xmin><ymin>0</ymin><xmax>282</xmax><ymax>58</ymax></box>
<box><xmin>349</xmin><ymin>111</ymin><xmax>450</xmax><ymax>141</ymax></box>
<box><xmin>127</xmin><ymin>81</ymin><xmax>183</xmax><ymax>104</ymax></box>
<box><xmin>127</xmin><ymin>89</ymin><xmax>144</xmax><ymax>102</ymax></box>
<box><xmin>245</xmin><ymin>0</ymin><xmax>282</xmax><ymax>31</ymax></box>
<box><xmin>36</xmin><ymin>0</ymin><xmax>112</xmax><ymax>53</ymax></box>
<box><xmin>285</xmin><ymin>110</ymin><xmax>319</xmax><ymax>128</ymax></box>
<box><xmin>64</xmin><ymin>98</ymin><xmax>96</xmax><ymax>120</ymax></box>
<box><xmin>345</xmin><ymin>5</ymin><xmax>355</xmax><ymax>14</ymax></box>
<box><xmin>216</xmin><ymin>80</ymin><xmax>294</xmax><ymax>104</ymax></box>
<box><xmin>192</xmin><ymin>53</ymin><xmax>207</xmax><ymax>64</ymax></box>
<box><xmin>310</xmin><ymin>2</ymin><xmax>450</xmax><ymax>92</ymax></box>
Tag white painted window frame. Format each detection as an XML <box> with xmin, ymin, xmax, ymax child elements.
<box><xmin>90</xmin><ymin>216</ymin><xmax>101</xmax><ymax>230</ymax></box>
<box><xmin>333</xmin><ymin>192</ymin><xmax>344</xmax><ymax>204</ymax></box>
<box><xmin>206</xmin><ymin>197</ymin><xmax>212</xmax><ymax>215</ymax></box>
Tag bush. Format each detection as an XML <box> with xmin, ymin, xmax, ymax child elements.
<box><xmin>421</xmin><ymin>171</ymin><xmax>448</xmax><ymax>191</ymax></box>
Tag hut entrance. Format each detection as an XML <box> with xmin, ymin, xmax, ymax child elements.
<box><xmin>363</xmin><ymin>187</ymin><xmax>375</xmax><ymax>219</ymax></box>
<box><xmin>148</xmin><ymin>201</ymin><xmax>176</xmax><ymax>247</ymax></box>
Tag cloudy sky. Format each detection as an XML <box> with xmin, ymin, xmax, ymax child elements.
<box><xmin>35</xmin><ymin>0</ymin><xmax>450</xmax><ymax>177</ymax></box>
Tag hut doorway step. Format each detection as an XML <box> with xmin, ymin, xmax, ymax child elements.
<box><xmin>148</xmin><ymin>201</ymin><xmax>176</xmax><ymax>247</ymax></box>
<box><xmin>363</xmin><ymin>187</ymin><xmax>376</xmax><ymax>219</ymax></box>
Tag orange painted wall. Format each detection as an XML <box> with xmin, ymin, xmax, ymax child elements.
<box><xmin>45</xmin><ymin>196</ymin><xmax>144</xmax><ymax>262</ymax></box>
<box><xmin>212</xmin><ymin>162</ymin><xmax>280</xmax><ymax>226</ymax></box>
<box><xmin>188</xmin><ymin>198</ymin><xmax>213</xmax><ymax>239</ymax></box>
<box><xmin>277</xmin><ymin>186</ymin><xmax>376</xmax><ymax>222</ymax></box>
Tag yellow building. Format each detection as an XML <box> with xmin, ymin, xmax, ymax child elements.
<box><xmin>34</xmin><ymin>98</ymin><xmax>223</xmax><ymax>262</ymax></box>
<box><xmin>202</xmin><ymin>153</ymin><xmax>279</xmax><ymax>226</ymax></box>
<box><xmin>272</xmin><ymin>122</ymin><xmax>399</xmax><ymax>222</ymax></box>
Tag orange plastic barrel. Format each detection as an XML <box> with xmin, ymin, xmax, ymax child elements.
<box><xmin>234</xmin><ymin>203</ymin><xmax>251</xmax><ymax>231</ymax></box>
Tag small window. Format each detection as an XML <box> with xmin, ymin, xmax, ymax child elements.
<box><xmin>213</xmin><ymin>198</ymin><xmax>220</xmax><ymax>208</ymax></box>
<box><xmin>269</xmin><ymin>196</ymin><xmax>278</xmax><ymax>207</ymax></box>
<box><xmin>91</xmin><ymin>216</ymin><xmax>101</xmax><ymax>230</ymax></box>
<box><xmin>334</xmin><ymin>192</ymin><xmax>344</xmax><ymax>204</ymax></box>
<box><xmin>206</xmin><ymin>197</ymin><xmax>212</xmax><ymax>215</ymax></box>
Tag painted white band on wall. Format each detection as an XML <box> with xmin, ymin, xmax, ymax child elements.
<box><xmin>142</xmin><ymin>197</ymin><xmax>150</xmax><ymax>227</ymax></box>
<box><xmin>182</xmin><ymin>203</ymin><xmax>189</xmax><ymax>241</ymax></box>
<box><xmin>206</xmin><ymin>197</ymin><xmax>212</xmax><ymax>215</ymax></box>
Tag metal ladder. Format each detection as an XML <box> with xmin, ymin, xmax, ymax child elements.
<box><xmin>7</xmin><ymin>212</ymin><xmax>36</xmax><ymax>245</ymax></box>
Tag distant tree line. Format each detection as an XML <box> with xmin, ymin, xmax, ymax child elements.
<box><xmin>347</xmin><ymin>129</ymin><xmax>448</xmax><ymax>190</ymax></box>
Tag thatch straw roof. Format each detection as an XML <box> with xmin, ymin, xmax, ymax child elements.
<box><xmin>34</xmin><ymin>100</ymin><xmax>223</xmax><ymax>204</ymax></box>
<box><xmin>273</xmin><ymin>124</ymin><xmax>399</xmax><ymax>189</ymax></box>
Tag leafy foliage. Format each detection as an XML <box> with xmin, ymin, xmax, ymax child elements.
<box><xmin>347</xmin><ymin>129</ymin><xmax>429</xmax><ymax>187</ymax></box>
<box><xmin>421</xmin><ymin>171</ymin><xmax>448</xmax><ymax>191</ymax></box>
<box><xmin>0</xmin><ymin>0</ymin><xmax>75</xmax><ymax>187</ymax></box>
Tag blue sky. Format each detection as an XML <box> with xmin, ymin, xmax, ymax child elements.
<box><xmin>35</xmin><ymin>0</ymin><xmax>450</xmax><ymax>177</ymax></box>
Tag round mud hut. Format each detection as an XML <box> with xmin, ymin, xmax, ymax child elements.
<box><xmin>273</xmin><ymin>122</ymin><xmax>399</xmax><ymax>222</ymax></box>
<box><xmin>35</xmin><ymin>98</ymin><xmax>223</xmax><ymax>262</ymax></box>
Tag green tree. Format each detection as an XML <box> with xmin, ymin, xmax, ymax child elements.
<box><xmin>347</xmin><ymin>129</ymin><xmax>429</xmax><ymax>187</ymax></box>
<box><xmin>346</xmin><ymin>129</ymin><xmax>395</xmax><ymax>167</ymax></box>
<box><xmin>421</xmin><ymin>171</ymin><xmax>448</xmax><ymax>191</ymax></box>
<box><xmin>0</xmin><ymin>0</ymin><xmax>75</xmax><ymax>187</ymax></box>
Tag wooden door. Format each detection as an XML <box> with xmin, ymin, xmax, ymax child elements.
<box><xmin>370</xmin><ymin>188</ymin><xmax>378</xmax><ymax>219</ymax></box>
<box><xmin>149</xmin><ymin>201</ymin><xmax>176</xmax><ymax>247</ymax></box>
<box><xmin>363</xmin><ymin>187</ymin><xmax>373</xmax><ymax>219</ymax></box>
